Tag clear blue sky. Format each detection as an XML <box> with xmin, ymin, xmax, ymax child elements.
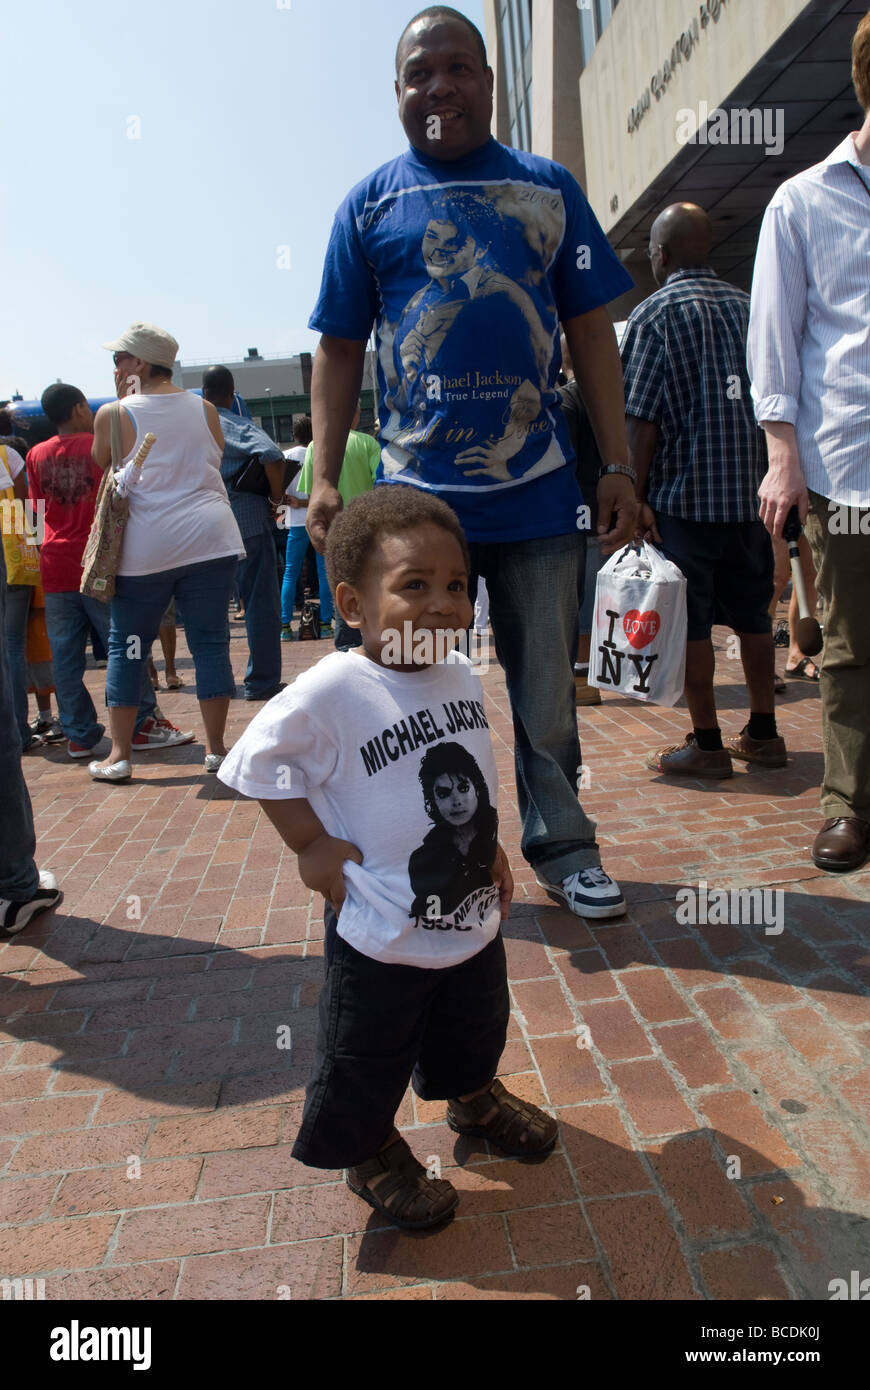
<box><xmin>2</xmin><ymin>0</ymin><xmax>485</xmax><ymax>402</ymax></box>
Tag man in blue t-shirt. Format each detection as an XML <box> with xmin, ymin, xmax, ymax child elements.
<box><xmin>306</xmin><ymin>4</ymin><xmax>638</xmax><ymax>920</ymax></box>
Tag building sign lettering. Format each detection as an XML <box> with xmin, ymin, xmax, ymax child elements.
<box><xmin>627</xmin><ymin>0</ymin><xmax>730</xmax><ymax>135</ymax></box>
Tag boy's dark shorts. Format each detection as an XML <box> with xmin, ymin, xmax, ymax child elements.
<box><xmin>292</xmin><ymin>906</ymin><xmax>510</xmax><ymax>1170</ymax></box>
<box><xmin>655</xmin><ymin>513</ymin><xmax>774</xmax><ymax>643</ymax></box>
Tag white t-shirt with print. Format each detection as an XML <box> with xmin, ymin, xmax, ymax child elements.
<box><xmin>218</xmin><ymin>649</ymin><xmax>501</xmax><ymax>968</ymax></box>
<box><xmin>282</xmin><ymin>445</ymin><xmax>309</xmax><ymax>529</ymax></box>
<box><xmin>0</xmin><ymin>446</ymin><xmax>25</xmax><ymax>491</ymax></box>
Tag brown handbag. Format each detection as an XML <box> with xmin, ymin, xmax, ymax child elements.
<box><xmin>80</xmin><ymin>404</ymin><xmax>155</xmax><ymax>601</ymax></box>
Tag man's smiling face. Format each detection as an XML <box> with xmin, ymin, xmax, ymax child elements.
<box><xmin>395</xmin><ymin>17</ymin><xmax>494</xmax><ymax>162</ymax></box>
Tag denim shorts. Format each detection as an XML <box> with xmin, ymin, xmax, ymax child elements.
<box><xmin>106</xmin><ymin>556</ymin><xmax>237</xmax><ymax>705</ymax></box>
<box><xmin>292</xmin><ymin>906</ymin><xmax>510</xmax><ymax>1169</ymax></box>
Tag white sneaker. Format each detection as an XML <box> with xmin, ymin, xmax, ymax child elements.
<box><xmin>88</xmin><ymin>759</ymin><xmax>132</xmax><ymax>783</ymax></box>
<box><xmin>204</xmin><ymin>753</ymin><xmax>225</xmax><ymax>774</ymax></box>
<box><xmin>535</xmin><ymin>866</ymin><xmax>626</xmax><ymax>921</ymax></box>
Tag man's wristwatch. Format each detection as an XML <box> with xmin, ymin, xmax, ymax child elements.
<box><xmin>599</xmin><ymin>464</ymin><xmax>638</xmax><ymax>484</ymax></box>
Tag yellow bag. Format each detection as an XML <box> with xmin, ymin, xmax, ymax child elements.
<box><xmin>0</xmin><ymin>444</ymin><xmax>41</xmax><ymax>586</ymax></box>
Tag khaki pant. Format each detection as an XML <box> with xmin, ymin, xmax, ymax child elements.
<box><xmin>804</xmin><ymin>491</ymin><xmax>870</xmax><ymax>822</ymax></box>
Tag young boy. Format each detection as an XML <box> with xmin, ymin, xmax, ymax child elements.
<box><xmin>218</xmin><ymin>486</ymin><xmax>558</xmax><ymax>1229</ymax></box>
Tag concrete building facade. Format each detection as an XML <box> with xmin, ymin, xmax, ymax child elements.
<box><xmin>483</xmin><ymin>0</ymin><xmax>865</xmax><ymax>309</ymax></box>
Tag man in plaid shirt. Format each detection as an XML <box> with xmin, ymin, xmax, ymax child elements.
<box><xmin>622</xmin><ymin>202</ymin><xmax>785</xmax><ymax>779</ymax></box>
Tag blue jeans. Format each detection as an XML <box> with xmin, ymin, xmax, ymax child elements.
<box><xmin>237</xmin><ymin>530</ymin><xmax>282</xmax><ymax>698</ymax></box>
<box><xmin>470</xmin><ymin>530</ymin><xmax>599</xmax><ymax>877</ymax></box>
<box><xmin>107</xmin><ymin>557</ymin><xmax>237</xmax><ymax>706</ymax></box>
<box><xmin>0</xmin><ymin>559</ymin><xmax>39</xmax><ymax>898</ymax></box>
<box><xmin>4</xmin><ymin>583</ymin><xmax>33</xmax><ymax>743</ymax></box>
<box><xmin>44</xmin><ymin>590</ymin><xmax>156</xmax><ymax>749</ymax></box>
<box><xmin>280</xmin><ymin>529</ymin><xmax>332</xmax><ymax>626</ymax></box>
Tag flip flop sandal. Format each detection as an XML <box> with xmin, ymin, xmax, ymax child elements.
<box><xmin>786</xmin><ymin>657</ymin><xmax>820</xmax><ymax>682</ymax></box>
<box><xmin>446</xmin><ymin>1078</ymin><xmax>558</xmax><ymax>1157</ymax></box>
<box><xmin>164</xmin><ymin>676</ymin><xmax>185</xmax><ymax>689</ymax></box>
<box><xmin>346</xmin><ymin>1133</ymin><xmax>458</xmax><ymax>1230</ymax></box>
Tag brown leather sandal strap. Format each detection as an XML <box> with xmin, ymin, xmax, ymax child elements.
<box><xmin>453</xmin><ymin>1080</ymin><xmax>549</xmax><ymax>1148</ymax></box>
<box><xmin>362</xmin><ymin>1171</ymin><xmax>431</xmax><ymax>1221</ymax></box>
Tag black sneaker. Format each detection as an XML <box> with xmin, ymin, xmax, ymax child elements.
<box><xmin>32</xmin><ymin>717</ymin><xmax>65</xmax><ymax>744</ymax></box>
<box><xmin>0</xmin><ymin>872</ymin><xmax>62</xmax><ymax>937</ymax></box>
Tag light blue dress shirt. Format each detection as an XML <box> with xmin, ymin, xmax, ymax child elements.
<box><xmin>748</xmin><ymin>134</ymin><xmax>870</xmax><ymax>507</ymax></box>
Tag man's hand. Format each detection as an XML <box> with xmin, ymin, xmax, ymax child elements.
<box><xmin>597</xmin><ymin>473</ymin><xmax>640</xmax><ymax>556</ymax></box>
<box><xmin>758</xmin><ymin>426</ymin><xmax>808</xmax><ymax>538</ymax></box>
<box><xmin>490</xmin><ymin>843</ymin><xmax>514</xmax><ymax>922</ymax></box>
<box><xmin>306</xmin><ymin>481</ymin><xmax>343</xmax><ymax>555</ymax></box>
<box><xmin>298</xmin><ymin>833</ymin><xmax>363</xmax><ymax>912</ymax></box>
<box><xmin>636</xmin><ymin>501</ymin><xmax>662</xmax><ymax>544</ymax></box>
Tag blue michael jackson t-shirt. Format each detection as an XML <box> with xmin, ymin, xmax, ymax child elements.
<box><xmin>309</xmin><ymin>138</ymin><xmax>634</xmax><ymax>543</ymax></box>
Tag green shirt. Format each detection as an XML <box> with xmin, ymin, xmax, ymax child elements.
<box><xmin>299</xmin><ymin>430</ymin><xmax>380</xmax><ymax>505</ymax></box>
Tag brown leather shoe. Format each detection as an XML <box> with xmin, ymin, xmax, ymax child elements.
<box><xmin>645</xmin><ymin>732</ymin><xmax>733</xmax><ymax>778</ymax></box>
<box><xmin>724</xmin><ymin>725</ymin><xmax>787</xmax><ymax>768</ymax></box>
<box><xmin>812</xmin><ymin>817</ymin><xmax>870</xmax><ymax>873</ymax></box>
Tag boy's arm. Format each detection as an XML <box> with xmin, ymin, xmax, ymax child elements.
<box><xmin>258</xmin><ymin>797</ymin><xmax>362</xmax><ymax>911</ymax></box>
<box><xmin>490</xmin><ymin>843</ymin><xmax>514</xmax><ymax>923</ymax></box>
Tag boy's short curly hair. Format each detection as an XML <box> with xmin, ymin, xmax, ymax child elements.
<box><xmin>325</xmin><ymin>484</ymin><xmax>470</xmax><ymax>592</ymax></box>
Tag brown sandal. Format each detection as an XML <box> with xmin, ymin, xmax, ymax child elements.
<box><xmin>446</xmin><ymin>1078</ymin><xmax>558</xmax><ymax>1157</ymax></box>
<box><xmin>346</xmin><ymin>1131</ymin><xmax>458</xmax><ymax>1230</ymax></box>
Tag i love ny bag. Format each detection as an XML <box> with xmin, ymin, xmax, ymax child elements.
<box><xmin>588</xmin><ymin>540</ymin><xmax>687</xmax><ymax>706</ymax></box>
<box><xmin>0</xmin><ymin>445</ymin><xmax>41</xmax><ymax>586</ymax></box>
<box><xmin>80</xmin><ymin>404</ymin><xmax>155</xmax><ymax>601</ymax></box>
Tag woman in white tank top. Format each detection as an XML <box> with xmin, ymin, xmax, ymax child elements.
<box><xmin>89</xmin><ymin>326</ymin><xmax>245</xmax><ymax>782</ymax></box>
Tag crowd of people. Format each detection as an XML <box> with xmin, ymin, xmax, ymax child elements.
<box><xmin>2</xmin><ymin>3</ymin><xmax>868</xmax><ymax>1234</ymax></box>
<box><xmin>1</xmin><ymin>346</ymin><xmax>377</xmax><ymax>782</ymax></box>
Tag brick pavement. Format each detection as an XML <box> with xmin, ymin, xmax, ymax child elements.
<box><xmin>3</xmin><ymin>615</ymin><xmax>868</xmax><ymax>1301</ymax></box>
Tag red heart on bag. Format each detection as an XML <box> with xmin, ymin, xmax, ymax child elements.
<box><xmin>623</xmin><ymin>609</ymin><xmax>660</xmax><ymax>649</ymax></box>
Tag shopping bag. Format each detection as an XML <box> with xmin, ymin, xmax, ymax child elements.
<box><xmin>588</xmin><ymin>540</ymin><xmax>687</xmax><ymax>706</ymax></box>
<box><xmin>0</xmin><ymin>447</ymin><xmax>41</xmax><ymax>586</ymax></box>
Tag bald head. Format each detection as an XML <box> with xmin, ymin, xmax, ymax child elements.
<box><xmin>648</xmin><ymin>203</ymin><xmax>713</xmax><ymax>285</ymax></box>
<box><xmin>202</xmin><ymin>364</ymin><xmax>235</xmax><ymax>409</ymax></box>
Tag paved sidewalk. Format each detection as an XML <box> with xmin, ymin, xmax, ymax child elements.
<box><xmin>3</xmin><ymin>617</ymin><xmax>868</xmax><ymax>1300</ymax></box>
